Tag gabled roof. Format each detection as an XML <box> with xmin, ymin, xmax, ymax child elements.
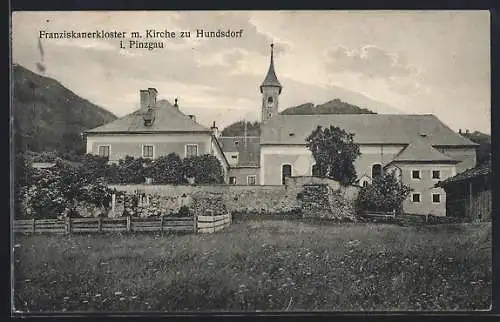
<box><xmin>260</xmin><ymin>44</ymin><xmax>282</xmax><ymax>94</ymax></box>
<box><xmin>219</xmin><ymin>136</ymin><xmax>260</xmax><ymax>167</ymax></box>
<box><xmin>436</xmin><ymin>162</ymin><xmax>491</xmax><ymax>187</ymax></box>
<box><xmin>260</xmin><ymin>114</ymin><xmax>478</xmax><ymax>146</ymax></box>
<box><xmin>84</xmin><ymin>102</ymin><xmax>210</xmax><ymax>134</ymax></box>
<box><xmin>389</xmin><ymin>138</ymin><xmax>457</xmax><ymax>163</ymax></box>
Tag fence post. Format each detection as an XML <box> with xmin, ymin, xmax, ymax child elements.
<box><xmin>193</xmin><ymin>215</ymin><xmax>198</xmax><ymax>234</ymax></box>
<box><xmin>98</xmin><ymin>218</ymin><xmax>102</xmax><ymax>233</ymax></box>
<box><xmin>126</xmin><ymin>216</ymin><xmax>131</xmax><ymax>232</ymax></box>
<box><xmin>160</xmin><ymin>216</ymin><xmax>164</xmax><ymax>236</ymax></box>
<box><xmin>32</xmin><ymin>218</ymin><xmax>36</xmax><ymax>234</ymax></box>
<box><xmin>66</xmin><ymin>217</ymin><xmax>72</xmax><ymax>235</ymax></box>
<box><xmin>111</xmin><ymin>194</ymin><xmax>116</xmax><ymax>215</ymax></box>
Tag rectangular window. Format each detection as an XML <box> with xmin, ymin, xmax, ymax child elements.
<box><xmin>412</xmin><ymin>193</ymin><xmax>421</xmax><ymax>203</ymax></box>
<box><xmin>98</xmin><ymin>145</ymin><xmax>110</xmax><ymax>158</ymax></box>
<box><xmin>432</xmin><ymin>170</ymin><xmax>441</xmax><ymax>180</ymax></box>
<box><xmin>186</xmin><ymin>144</ymin><xmax>198</xmax><ymax>158</ymax></box>
<box><xmin>247</xmin><ymin>175</ymin><xmax>256</xmax><ymax>185</ymax></box>
<box><xmin>412</xmin><ymin>170</ymin><xmax>421</xmax><ymax>179</ymax></box>
<box><xmin>142</xmin><ymin>145</ymin><xmax>154</xmax><ymax>158</ymax></box>
<box><xmin>432</xmin><ymin>193</ymin><xmax>441</xmax><ymax>203</ymax></box>
<box><xmin>229</xmin><ymin>177</ymin><xmax>237</xmax><ymax>185</ymax></box>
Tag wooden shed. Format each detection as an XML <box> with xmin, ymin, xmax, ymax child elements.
<box><xmin>436</xmin><ymin>162</ymin><xmax>492</xmax><ymax>221</ymax></box>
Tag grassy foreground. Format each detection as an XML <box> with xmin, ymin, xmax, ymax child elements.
<box><xmin>13</xmin><ymin>220</ymin><xmax>491</xmax><ymax>312</ymax></box>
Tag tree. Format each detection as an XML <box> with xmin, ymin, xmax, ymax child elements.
<box><xmin>305</xmin><ymin>125</ymin><xmax>361</xmax><ymax>185</ymax></box>
<box><xmin>355</xmin><ymin>172</ymin><xmax>412</xmax><ymax>214</ymax></box>
<box><xmin>151</xmin><ymin>153</ymin><xmax>185</xmax><ymax>184</ymax></box>
<box><xmin>13</xmin><ymin>152</ymin><xmax>32</xmax><ymax>218</ymax></box>
<box><xmin>182</xmin><ymin>154</ymin><xmax>224</xmax><ymax>184</ymax></box>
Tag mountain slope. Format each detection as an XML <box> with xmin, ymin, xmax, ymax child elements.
<box><xmin>12</xmin><ymin>64</ymin><xmax>117</xmax><ymax>154</ymax></box>
<box><xmin>220</xmin><ymin>121</ymin><xmax>261</xmax><ymax>137</ymax></box>
<box><xmin>461</xmin><ymin>130</ymin><xmax>491</xmax><ymax>165</ymax></box>
<box><xmin>221</xmin><ymin>99</ymin><xmax>375</xmax><ymax>136</ymax></box>
<box><xmin>280</xmin><ymin>99</ymin><xmax>376</xmax><ymax>115</ymax></box>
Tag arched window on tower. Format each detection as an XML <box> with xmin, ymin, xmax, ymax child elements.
<box><xmin>267</xmin><ymin>96</ymin><xmax>273</xmax><ymax>104</ymax></box>
<box><xmin>372</xmin><ymin>164</ymin><xmax>382</xmax><ymax>179</ymax></box>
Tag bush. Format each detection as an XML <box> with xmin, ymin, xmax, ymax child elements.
<box><xmin>109</xmin><ymin>156</ymin><xmax>152</xmax><ymax>184</ymax></box>
<box><xmin>19</xmin><ymin>157</ymin><xmax>114</xmax><ymax>219</ymax></box>
<box><xmin>151</xmin><ymin>153</ymin><xmax>186</xmax><ymax>184</ymax></box>
<box><xmin>182</xmin><ymin>154</ymin><xmax>224</xmax><ymax>184</ymax></box>
<box><xmin>355</xmin><ymin>172</ymin><xmax>412</xmax><ymax>214</ymax></box>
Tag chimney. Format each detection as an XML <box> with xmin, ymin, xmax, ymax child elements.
<box><xmin>210</xmin><ymin>121</ymin><xmax>220</xmax><ymax>138</ymax></box>
<box><xmin>148</xmin><ymin>88</ymin><xmax>158</xmax><ymax>107</ymax></box>
<box><xmin>188</xmin><ymin>115</ymin><xmax>196</xmax><ymax>122</ymax></box>
<box><xmin>140</xmin><ymin>90</ymin><xmax>149</xmax><ymax>109</ymax></box>
<box><xmin>174</xmin><ymin>98</ymin><xmax>179</xmax><ymax>110</ymax></box>
<box><xmin>458</xmin><ymin>129</ymin><xmax>462</xmax><ymax>135</ymax></box>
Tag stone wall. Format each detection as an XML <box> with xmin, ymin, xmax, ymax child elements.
<box><xmin>108</xmin><ymin>176</ymin><xmax>360</xmax><ymax>218</ymax></box>
<box><xmin>108</xmin><ymin>183</ymin><xmax>299</xmax><ymax>215</ymax></box>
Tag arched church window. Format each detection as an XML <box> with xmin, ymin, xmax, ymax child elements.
<box><xmin>267</xmin><ymin>96</ymin><xmax>273</xmax><ymax>104</ymax></box>
<box><xmin>282</xmin><ymin>164</ymin><xmax>292</xmax><ymax>185</ymax></box>
<box><xmin>372</xmin><ymin>164</ymin><xmax>382</xmax><ymax>178</ymax></box>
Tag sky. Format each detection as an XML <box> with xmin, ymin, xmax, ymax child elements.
<box><xmin>12</xmin><ymin>11</ymin><xmax>491</xmax><ymax>133</ymax></box>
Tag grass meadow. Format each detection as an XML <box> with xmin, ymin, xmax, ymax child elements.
<box><xmin>13</xmin><ymin>219</ymin><xmax>491</xmax><ymax>312</ymax></box>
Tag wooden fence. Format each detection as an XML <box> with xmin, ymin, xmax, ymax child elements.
<box><xmin>12</xmin><ymin>214</ymin><xmax>232</xmax><ymax>235</ymax></box>
<box><xmin>197</xmin><ymin>215</ymin><xmax>232</xmax><ymax>233</ymax></box>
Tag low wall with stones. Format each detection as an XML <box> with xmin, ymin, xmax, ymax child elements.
<box><xmin>108</xmin><ymin>184</ymin><xmax>298</xmax><ymax>216</ymax></box>
<box><xmin>107</xmin><ymin>176</ymin><xmax>360</xmax><ymax>218</ymax></box>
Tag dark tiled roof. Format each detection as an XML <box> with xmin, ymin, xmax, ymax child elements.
<box><xmin>219</xmin><ymin>136</ymin><xmax>260</xmax><ymax>167</ymax></box>
<box><xmin>390</xmin><ymin>138</ymin><xmax>457</xmax><ymax>163</ymax></box>
<box><xmin>260</xmin><ymin>114</ymin><xmax>478</xmax><ymax>146</ymax></box>
<box><xmin>436</xmin><ymin>162</ymin><xmax>491</xmax><ymax>187</ymax></box>
<box><xmin>85</xmin><ymin>101</ymin><xmax>210</xmax><ymax>134</ymax></box>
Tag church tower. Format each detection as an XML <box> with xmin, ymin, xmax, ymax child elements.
<box><xmin>260</xmin><ymin>44</ymin><xmax>282</xmax><ymax>122</ymax></box>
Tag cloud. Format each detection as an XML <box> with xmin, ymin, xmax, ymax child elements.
<box><xmin>325</xmin><ymin>45</ymin><xmax>416</xmax><ymax>79</ymax></box>
<box><xmin>324</xmin><ymin>45</ymin><xmax>429</xmax><ymax>96</ymax></box>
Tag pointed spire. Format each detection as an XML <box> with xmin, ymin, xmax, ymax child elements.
<box><xmin>260</xmin><ymin>43</ymin><xmax>282</xmax><ymax>94</ymax></box>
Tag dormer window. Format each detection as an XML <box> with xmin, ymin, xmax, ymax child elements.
<box><xmin>143</xmin><ymin>108</ymin><xmax>155</xmax><ymax>126</ymax></box>
<box><xmin>289</xmin><ymin>133</ymin><xmax>295</xmax><ymax>137</ymax></box>
<box><xmin>234</xmin><ymin>141</ymin><xmax>239</xmax><ymax>146</ymax></box>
